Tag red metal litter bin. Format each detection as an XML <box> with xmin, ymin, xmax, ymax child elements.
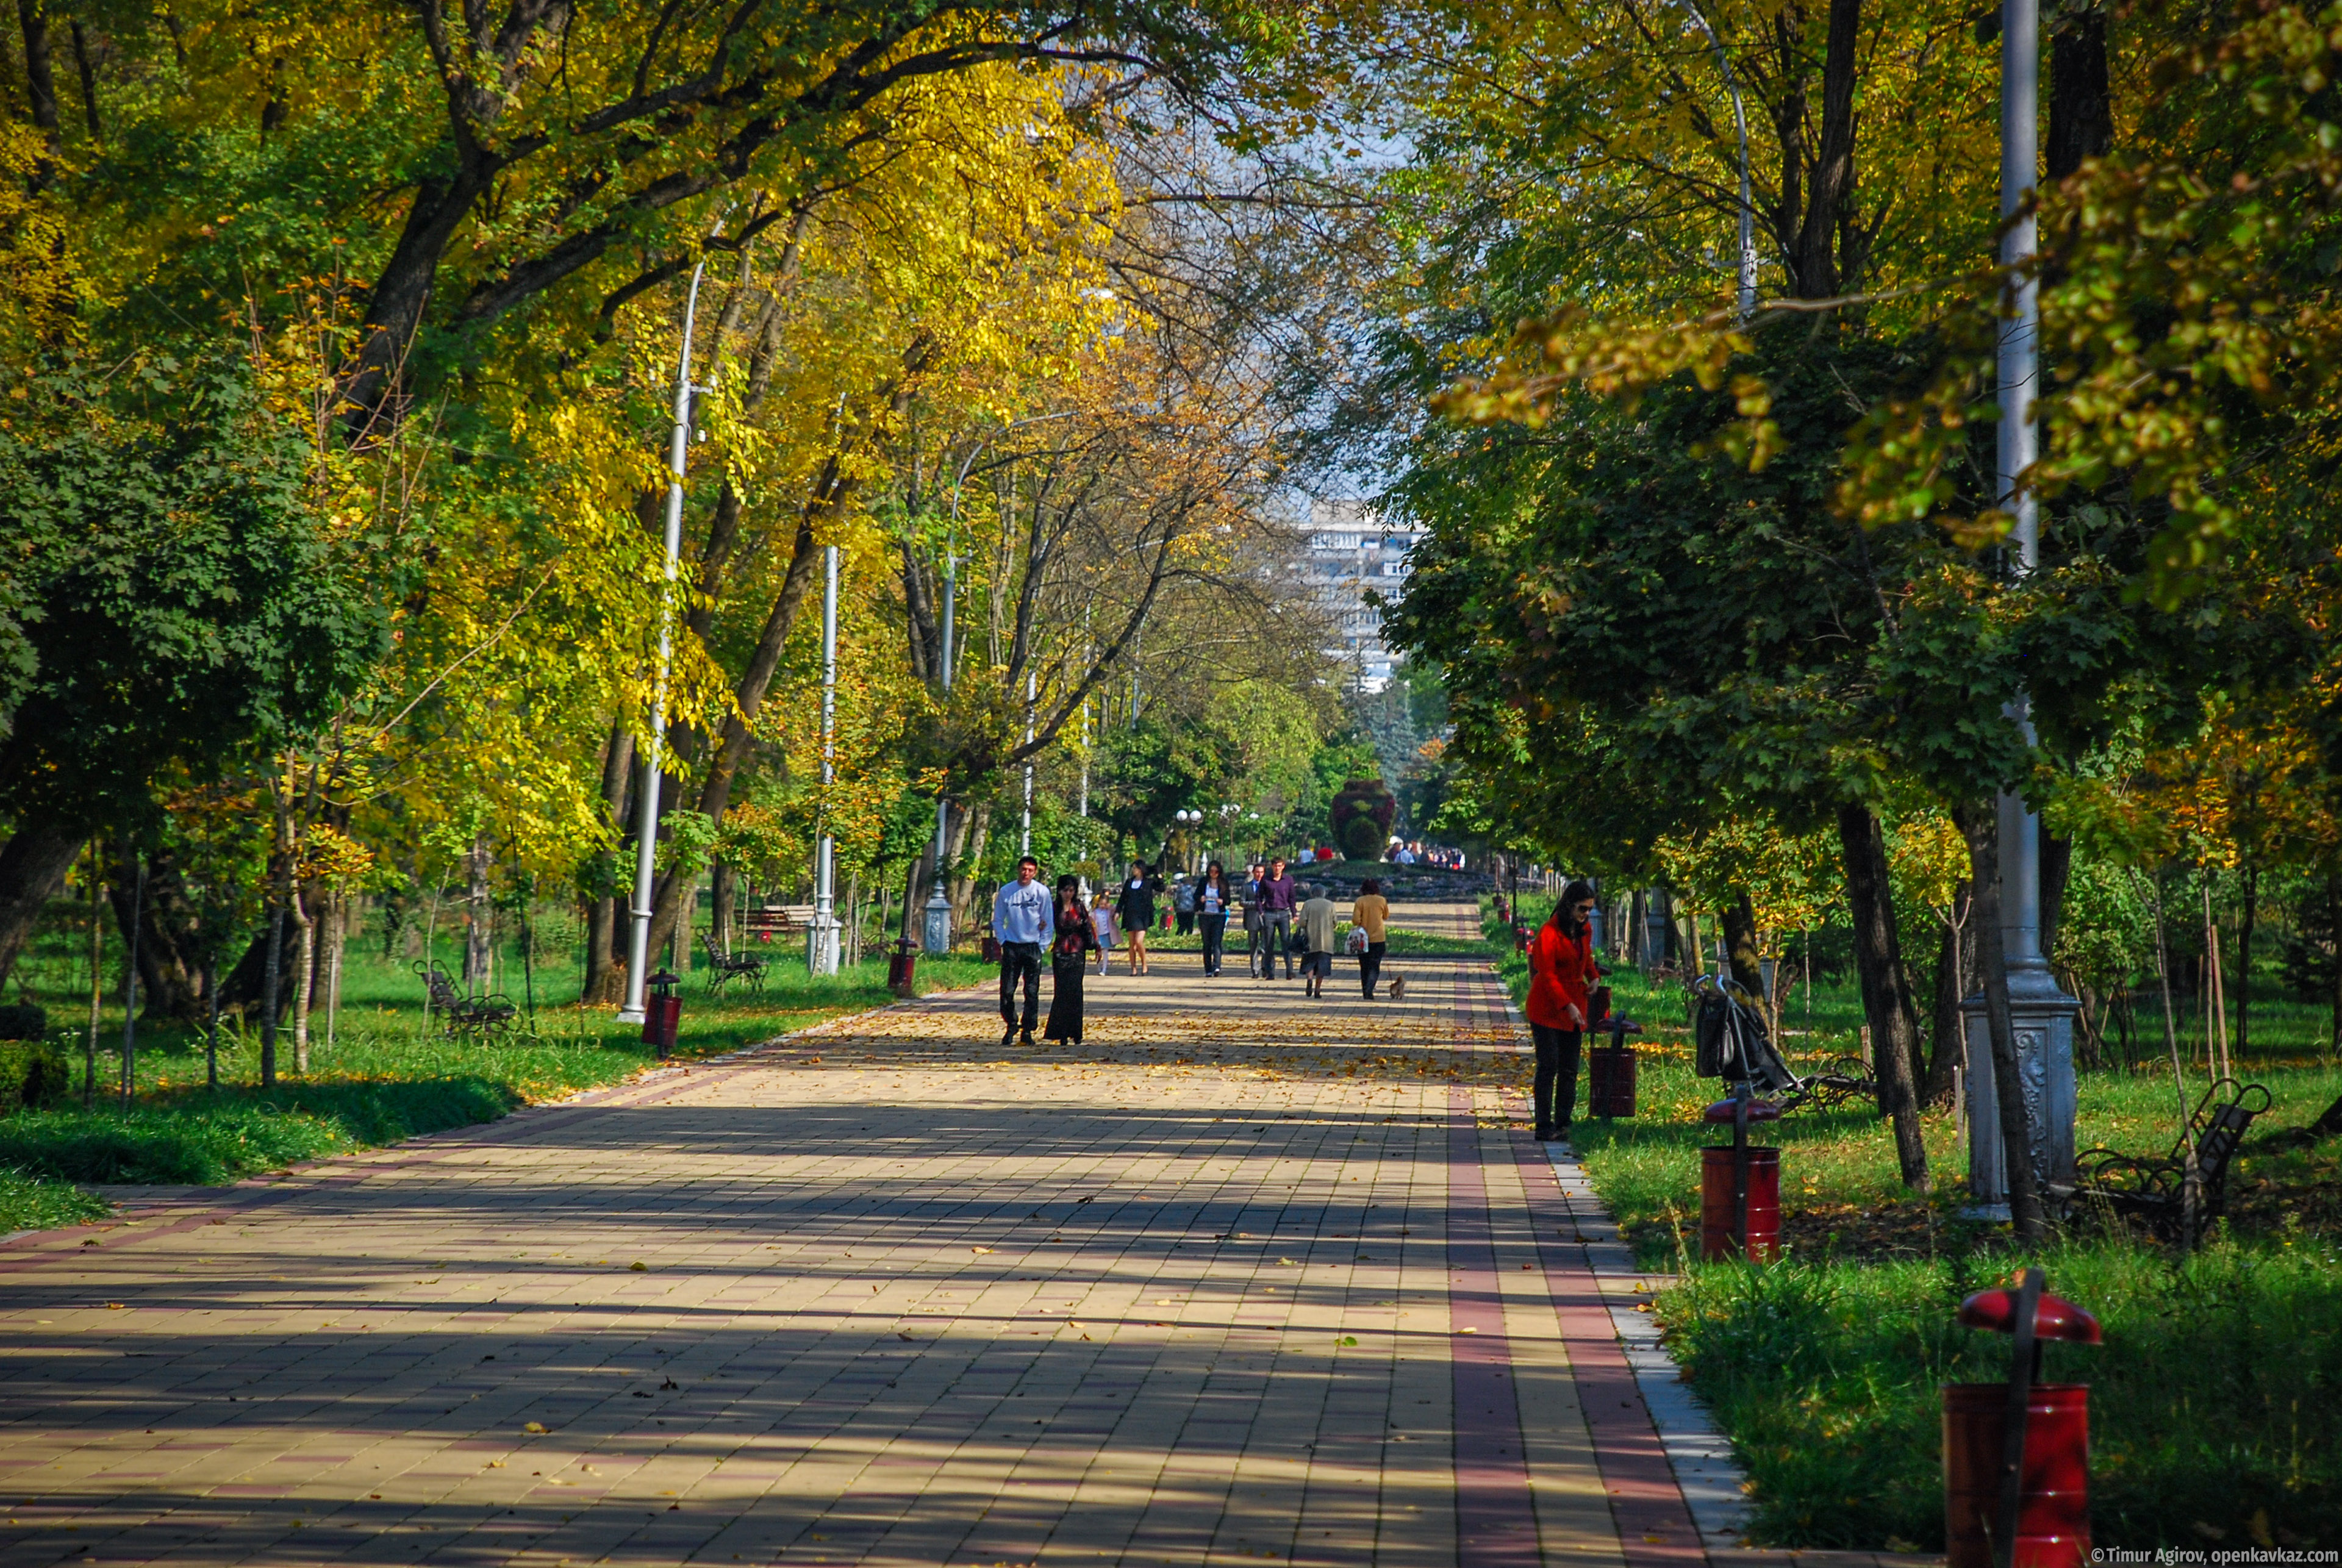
<box><xmin>887</xmin><ymin>942</ymin><xmax>918</xmax><ymax>999</ymax></box>
<box><xmin>1588</xmin><ymin>1047</ymin><xmax>1637</xmax><ymax>1117</ymax></box>
<box><xmin>1585</xmin><ymin>990</ymin><xmax>1641</xmax><ymax>1117</ymax></box>
<box><xmin>1943</xmin><ymin>1272</ymin><xmax>2102</xmax><ymax>1568</ymax></box>
<box><xmin>1698</xmin><ymin>1094</ymin><xmax>1782</xmax><ymax>1260</ymax></box>
<box><xmin>640</xmin><ymin>970</ymin><xmax>681</xmax><ymax>1059</ymax></box>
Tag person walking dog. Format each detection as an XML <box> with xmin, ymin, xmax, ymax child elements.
<box><xmin>1352</xmin><ymin>876</ymin><xmax>1390</xmax><ymax>998</ymax></box>
<box><xmin>1044</xmin><ymin>875</ymin><xmax>1098</xmax><ymax>1045</ymax></box>
<box><xmin>1526</xmin><ymin>881</ymin><xmax>1602</xmax><ymax>1140</ymax></box>
<box><xmin>992</xmin><ymin>855</ymin><xmax>1051</xmax><ymax>1047</ymax></box>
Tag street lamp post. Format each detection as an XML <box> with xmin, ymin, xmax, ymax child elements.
<box><xmin>619</xmin><ymin>259</ymin><xmax>711</xmax><ymax>1025</ymax></box>
<box><xmin>1681</xmin><ymin>0</ymin><xmax>1758</xmax><ymax>318</ymax></box>
<box><xmin>922</xmin><ymin>549</ymin><xmax>956</xmax><ymax>957</ymax></box>
<box><xmin>1963</xmin><ymin>0</ymin><xmax>2079</xmax><ymax>1209</ymax></box>
<box><xmin>808</xmin><ymin>543</ymin><xmax>840</xmax><ymax>976</ymax></box>
<box><xmin>1019</xmin><ymin>668</ymin><xmax>1036</xmax><ymax>856</ymax></box>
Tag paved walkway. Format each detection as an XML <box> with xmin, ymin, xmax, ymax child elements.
<box><xmin>0</xmin><ymin>904</ymin><xmax>1731</xmax><ymax>1567</ymax></box>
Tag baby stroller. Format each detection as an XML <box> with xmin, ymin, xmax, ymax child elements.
<box><xmin>1693</xmin><ymin>974</ymin><xmax>1875</xmax><ymax>1112</ymax></box>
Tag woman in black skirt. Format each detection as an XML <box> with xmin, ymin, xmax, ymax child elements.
<box><xmin>1044</xmin><ymin>875</ymin><xmax>1098</xmax><ymax>1045</ymax></box>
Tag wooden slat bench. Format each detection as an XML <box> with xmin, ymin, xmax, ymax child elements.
<box><xmin>742</xmin><ymin>905</ymin><xmax>818</xmax><ymax>943</ymax></box>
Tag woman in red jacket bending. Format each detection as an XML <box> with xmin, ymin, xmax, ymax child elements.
<box><xmin>1525</xmin><ymin>881</ymin><xmax>1601</xmax><ymax>1141</ymax></box>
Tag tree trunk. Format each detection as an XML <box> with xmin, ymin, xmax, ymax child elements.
<box><xmin>107</xmin><ymin>846</ymin><xmax>204</xmax><ymax>1021</ymax></box>
<box><xmin>1791</xmin><ymin>0</ymin><xmax>1864</xmax><ymax>298</ymax></box>
<box><xmin>1721</xmin><ymin>889</ymin><xmax>1766</xmax><ymax>1004</ymax></box>
<box><xmin>325</xmin><ymin>888</ymin><xmax>346</xmax><ymax>1051</ymax></box>
<box><xmin>0</xmin><ymin>816</ymin><xmax>84</xmax><ymax>993</ymax></box>
<box><xmin>2038</xmin><ymin>830</ymin><xmax>2072</xmax><ymax>968</ymax></box>
<box><xmin>2329</xmin><ymin>876</ymin><xmax>2342</xmax><ymax>1058</ymax></box>
<box><xmin>1924</xmin><ymin>903</ymin><xmax>1968</xmax><ymax>1109</ymax></box>
<box><xmin>2236</xmin><ymin>862</ymin><xmax>2255</xmax><ymax>1060</ymax></box>
<box><xmin>291</xmin><ymin>884</ymin><xmax>315</xmax><ymax>1074</ymax></box>
<box><xmin>899</xmin><ymin>835</ymin><xmax>937</xmax><ymax>947</ymax></box>
<box><xmin>1836</xmin><ymin>803</ymin><xmax>1931</xmax><ymax>1190</ymax></box>
<box><xmin>464</xmin><ymin>832</ymin><xmax>490</xmax><ymax>987</ymax></box>
<box><xmin>583</xmin><ymin>723</ymin><xmax>633</xmax><ymax>1004</ymax></box>
<box><xmin>710</xmin><ymin>860</ymin><xmax>735</xmax><ymax>957</ymax></box>
<box><xmin>2046</xmin><ymin>4</ymin><xmax>2113</xmax><ymax>181</ymax></box>
<box><xmin>950</xmin><ymin>802</ymin><xmax>991</xmax><ymax>936</ymax></box>
<box><xmin>1956</xmin><ymin>803</ymin><xmax>2047</xmax><ymax>1241</ymax></box>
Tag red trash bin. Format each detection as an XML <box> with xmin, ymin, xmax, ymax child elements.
<box><xmin>1698</xmin><ymin>1144</ymin><xmax>1780</xmax><ymax>1259</ymax></box>
<box><xmin>1942</xmin><ymin>1383</ymin><xmax>2090</xmax><ymax>1568</ymax></box>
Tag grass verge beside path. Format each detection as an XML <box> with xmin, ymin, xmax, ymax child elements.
<box><xmin>0</xmin><ymin>951</ymin><xmax>993</xmax><ymax>1231</ymax></box>
<box><xmin>1477</xmin><ymin>900</ymin><xmax>2341</xmax><ymax>1550</ymax></box>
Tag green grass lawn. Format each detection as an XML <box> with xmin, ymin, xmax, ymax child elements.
<box><xmin>1</xmin><ymin>923</ymin><xmax>992</xmax><ymax>1231</ymax></box>
<box><xmin>1480</xmin><ymin>899</ymin><xmax>2342</xmax><ymax>1552</ymax></box>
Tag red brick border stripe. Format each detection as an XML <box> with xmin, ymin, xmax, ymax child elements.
<box><xmin>1448</xmin><ymin>1083</ymin><xmax>1544</xmax><ymax>1566</ymax></box>
<box><xmin>1519</xmin><ymin>1136</ymin><xmax>1708</xmax><ymax>1568</ymax></box>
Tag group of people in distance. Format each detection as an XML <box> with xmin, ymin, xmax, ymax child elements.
<box><xmin>987</xmin><ymin>853</ymin><xmax>1397</xmax><ymax>1047</ymax></box>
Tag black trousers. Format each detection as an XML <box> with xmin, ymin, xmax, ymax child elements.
<box><xmin>1360</xmin><ymin>940</ymin><xmax>1386</xmax><ymax>997</ymax></box>
<box><xmin>1531</xmin><ymin>1023</ymin><xmax>1583</xmax><ymax>1129</ymax></box>
<box><xmin>997</xmin><ymin>942</ymin><xmax>1042</xmax><ymax>1031</ymax></box>
<box><xmin>1258</xmin><ymin>913</ymin><xmax>1293</xmax><ymax>976</ymax></box>
<box><xmin>1176</xmin><ymin>909</ymin><xmax>1196</xmax><ymax>936</ymax></box>
<box><xmin>1199</xmin><ymin>914</ymin><xmax>1228</xmax><ymax>974</ymax></box>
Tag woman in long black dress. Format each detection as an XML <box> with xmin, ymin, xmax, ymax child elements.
<box><xmin>1044</xmin><ymin>875</ymin><xmax>1097</xmax><ymax>1045</ymax></box>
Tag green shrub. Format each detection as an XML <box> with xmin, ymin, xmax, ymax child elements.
<box><xmin>0</xmin><ymin>1076</ymin><xmax>519</xmax><ymax>1185</ymax></box>
<box><xmin>0</xmin><ymin>1037</ymin><xmax>70</xmax><ymax>1112</ymax></box>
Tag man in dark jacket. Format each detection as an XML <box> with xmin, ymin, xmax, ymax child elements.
<box><xmin>1252</xmin><ymin>857</ymin><xmax>1298</xmax><ymax>979</ymax></box>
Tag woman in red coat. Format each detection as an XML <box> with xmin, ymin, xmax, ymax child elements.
<box><xmin>1525</xmin><ymin>880</ymin><xmax>1601</xmax><ymax>1141</ymax></box>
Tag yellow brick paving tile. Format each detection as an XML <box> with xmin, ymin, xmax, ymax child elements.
<box><xmin>0</xmin><ymin>903</ymin><xmax>1669</xmax><ymax>1567</ymax></box>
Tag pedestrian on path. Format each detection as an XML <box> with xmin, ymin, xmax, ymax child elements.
<box><xmin>1116</xmin><ymin>861</ymin><xmax>1161</xmax><ymax>975</ymax></box>
<box><xmin>1526</xmin><ymin>879</ymin><xmax>1601</xmax><ymax>1140</ymax></box>
<box><xmin>1242</xmin><ymin>862</ymin><xmax>1266</xmax><ymax>976</ymax></box>
<box><xmin>1090</xmin><ymin>889</ymin><xmax>1118</xmax><ymax>975</ymax></box>
<box><xmin>1195</xmin><ymin>862</ymin><xmax>1234</xmax><ymax>976</ymax></box>
<box><xmin>1173</xmin><ymin>875</ymin><xmax>1197</xmax><ymax>936</ymax></box>
<box><xmin>993</xmin><ymin>854</ymin><xmax>1050</xmax><ymax>1047</ymax></box>
<box><xmin>1253</xmin><ymin>856</ymin><xmax>1298</xmax><ymax>979</ymax></box>
<box><xmin>1352</xmin><ymin>876</ymin><xmax>1390</xmax><ymax>998</ymax></box>
<box><xmin>1045</xmin><ymin>876</ymin><xmax>1097</xmax><ymax>1045</ymax></box>
<box><xmin>1298</xmin><ymin>883</ymin><xmax>1338</xmax><ymax>998</ymax></box>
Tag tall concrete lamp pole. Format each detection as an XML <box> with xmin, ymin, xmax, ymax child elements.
<box><xmin>619</xmin><ymin>258</ymin><xmax>710</xmax><ymax>1025</ymax></box>
<box><xmin>808</xmin><ymin>543</ymin><xmax>840</xmax><ymax>976</ymax></box>
<box><xmin>1965</xmin><ymin>0</ymin><xmax>2080</xmax><ymax>1207</ymax></box>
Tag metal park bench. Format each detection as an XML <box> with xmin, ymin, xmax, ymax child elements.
<box><xmin>741</xmin><ymin>904</ymin><xmax>818</xmax><ymax>943</ymax></box>
<box><xmin>701</xmin><ymin>930</ymin><xmax>768</xmax><ymax>997</ymax></box>
<box><xmin>415</xmin><ymin>962</ymin><xmax>519</xmax><ymax>1039</ymax></box>
<box><xmin>2079</xmin><ymin>1076</ymin><xmax>2272</xmax><ymax>1239</ymax></box>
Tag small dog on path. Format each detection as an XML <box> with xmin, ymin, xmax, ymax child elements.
<box><xmin>1387</xmin><ymin>973</ymin><xmax>1406</xmax><ymax>1001</ymax></box>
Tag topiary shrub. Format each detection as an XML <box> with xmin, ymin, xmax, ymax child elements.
<box><xmin>1329</xmin><ymin>778</ymin><xmax>1397</xmax><ymax>860</ymax></box>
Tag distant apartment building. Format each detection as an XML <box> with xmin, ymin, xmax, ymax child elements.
<box><xmin>1293</xmin><ymin>499</ymin><xmax>1422</xmax><ymax>693</ymax></box>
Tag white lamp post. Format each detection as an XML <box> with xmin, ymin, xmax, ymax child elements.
<box><xmin>1963</xmin><ymin>0</ymin><xmax>2079</xmax><ymax>1209</ymax></box>
<box><xmin>619</xmin><ymin>259</ymin><xmax>711</xmax><ymax>1025</ymax></box>
<box><xmin>808</xmin><ymin>542</ymin><xmax>840</xmax><ymax>976</ymax></box>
